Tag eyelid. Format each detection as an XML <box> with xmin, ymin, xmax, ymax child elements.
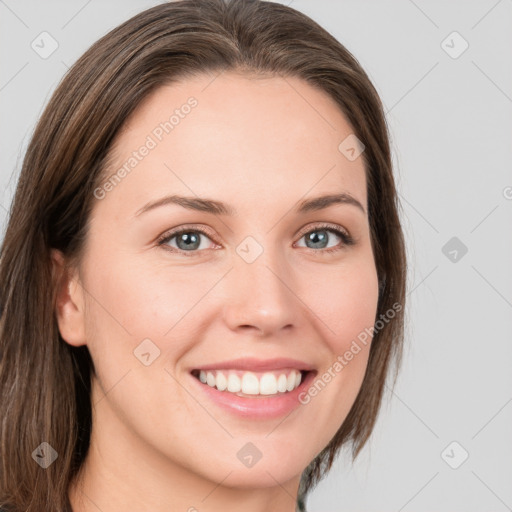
<box><xmin>295</xmin><ymin>221</ymin><xmax>350</xmax><ymax>240</ymax></box>
<box><xmin>155</xmin><ymin>224</ymin><xmax>219</xmax><ymax>247</ymax></box>
<box><xmin>156</xmin><ymin>221</ymin><xmax>354</xmax><ymax>255</ymax></box>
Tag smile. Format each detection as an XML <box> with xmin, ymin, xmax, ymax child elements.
<box><xmin>191</xmin><ymin>368</ymin><xmax>306</xmax><ymax>397</ymax></box>
<box><xmin>188</xmin><ymin>357</ymin><xmax>317</xmax><ymax>418</ymax></box>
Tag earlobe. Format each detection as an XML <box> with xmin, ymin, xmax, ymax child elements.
<box><xmin>51</xmin><ymin>249</ymin><xmax>87</xmax><ymax>347</ymax></box>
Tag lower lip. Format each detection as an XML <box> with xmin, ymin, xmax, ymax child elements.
<box><xmin>189</xmin><ymin>371</ymin><xmax>317</xmax><ymax>419</ymax></box>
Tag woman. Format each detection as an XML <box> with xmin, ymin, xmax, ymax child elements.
<box><xmin>0</xmin><ymin>1</ymin><xmax>407</xmax><ymax>510</ymax></box>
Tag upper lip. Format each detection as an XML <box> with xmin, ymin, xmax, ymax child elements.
<box><xmin>191</xmin><ymin>357</ymin><xmax>315</xmax><ymax>372</ymax></box>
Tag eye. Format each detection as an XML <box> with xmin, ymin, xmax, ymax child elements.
<box><xmin>156</xmin><ymin>223</ymin><xmax>355</xmax><ymax>257</ymax></box>
<box><xmin>294</xmin><ymin>223</ymin><xmax>354</xmax><ymax>255</ymax></box>
<box><xmin>157</xmin><ymin>226</ymin><xmax>218</xmax><ymax>256</ymax></box>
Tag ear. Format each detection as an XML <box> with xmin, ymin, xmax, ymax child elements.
<box><xmin>51</xmin><ymin>249</ymin><xmax>87</xmax><ymax>347</ymax></box>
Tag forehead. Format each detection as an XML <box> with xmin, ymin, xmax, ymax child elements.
<box><xmin>100</xmin><ymin>71</ymin><xmax>367</xmax><ymax>218</ymax></box>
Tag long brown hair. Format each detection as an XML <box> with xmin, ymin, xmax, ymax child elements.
<box><xmin>0</xmin><ymin>1</ymin><xmax>407</xmax><ymax>510</ymax></box>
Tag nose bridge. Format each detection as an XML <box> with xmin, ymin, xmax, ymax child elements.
<box><xmin>222</xmin><ymin>235</ymin><xmax>298</xmax><ymax>335</ymax></box>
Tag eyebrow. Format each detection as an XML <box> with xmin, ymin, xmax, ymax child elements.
<box><xmin>134</xmin><ymin>192</ymin><xmax>366</xmax><ymax>217</ymax></box>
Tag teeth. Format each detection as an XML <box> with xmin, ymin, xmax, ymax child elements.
<box><xmin>286</xmin><ymin>372</ymin><xmax>295</xmax><ymax>391</ymax></box>
<box><xmin>260</xmin><ymin>373</ymin><xmax>277</xmax><ymax>395</ymax></box>
<box><xmin>242</xmin><ymin>372</ymin><xmax>260</xmax><ymax>394</ymax></box>
<box><xmin>197</xmin><ymin>369</ymin><xmax>304</xmax><ymax>396</ymax></box>
<box><xmin>227</xmin><ymin>373</ymin><xmax>241</xmax><ymax>392</ymax></box>
<box><xmin>277</xmin><ymin>374</ymin><xmax>287</xmax><ymax>393</ymax></box>
<box><xmin>216</xmin><ymin>371</ymin><xmax>227</xmax><ymax>391</ymax></box>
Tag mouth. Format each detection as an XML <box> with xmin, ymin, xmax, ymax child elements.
<box><xmin>190</xmin><ymin>368</ymin><xmax>313</xmax><ymax>398</ymax></box>
<box><xmin>187</xmin><ymin>357</ymin><xmax>318</xmax><ymax>418</ymax></box>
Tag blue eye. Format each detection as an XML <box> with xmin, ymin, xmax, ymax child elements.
<box><xmin>157</xmin><ymin>228</ymin><xmax>216</xmax><ymax>255</ymax></box>
<box><xmin>295</xmin><ymin>224</ymin><xmax>354</xmax><ymax>254</ymax></box>
<box><xmin>157</xmin><ymin>223</ymin><xmax>354</xmax><ymax>257</ymax></box>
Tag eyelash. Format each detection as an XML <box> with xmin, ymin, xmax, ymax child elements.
<box><xmin>156</xmin><ymin>223</ymin><xmax>355</xmax><ymax>257</ymax></box>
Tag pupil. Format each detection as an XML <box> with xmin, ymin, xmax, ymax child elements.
<box><xmin>178</xmin><ymin>232</ymin><xmax>199</xmax><ymax>250</ymax></box>
<box><xmin>308</xmin><ymin>230</ymin><xmax>327</xmax><ymax>249</ymax></box>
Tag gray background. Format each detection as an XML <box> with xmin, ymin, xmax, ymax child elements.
<box><xmin>1</xmin><ymin>1</ymin><xmax>511</xmax><ymax>511</ymax></box>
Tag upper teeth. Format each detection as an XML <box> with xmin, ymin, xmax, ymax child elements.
<box><xmin>197</xmin><ymin>369</ymin><xmax>303</xmax><ymax>396</ymax></box>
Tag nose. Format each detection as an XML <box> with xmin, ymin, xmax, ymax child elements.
<box><xmin>221</xmin><ymin>246</ymin><xmax>299</xmax><ymax>337</ymax></box>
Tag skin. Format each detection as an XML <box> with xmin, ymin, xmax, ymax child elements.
<box><xmin>52</xmin><ymin>71</ymin><xmax>379</xmax><ymax>512</ymax></box>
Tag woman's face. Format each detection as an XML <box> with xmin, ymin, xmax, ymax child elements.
<box><xmin>60</xmin><ymin>71</ymin><xmax>378</xmax><ymax>491</ymax></box>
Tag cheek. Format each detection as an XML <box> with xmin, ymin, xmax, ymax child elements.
<box><xmin>83</xmin><ymin>251</ymin><xmax>204</xmax><ymax>335</ymax></box>
<box><xmin>306</xmin><ymin>256</ymin><xmax>379</xmax><ymax>354</ymax></box>
<box><xmin>81</xmin><ymin>251</ymin><xmax>228</xmax><ymax>379</ymax></box>
<box><xmin>295</xmin><ymin>255</ymin><xmax>378</xmax><ymax>434</ymax></box>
